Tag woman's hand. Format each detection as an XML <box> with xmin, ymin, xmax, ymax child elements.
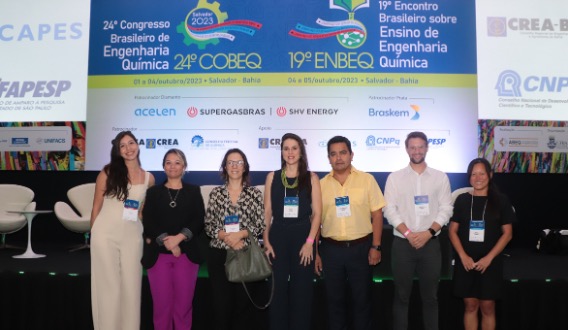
<box><xmin>223</xmin><ymin>232</ymin><xmax>244</xmax><ymax>249</ymax></box>
<box><xmin>460</xmin><ymin>254</ymin><xmax>476</xmax><ymax>272</ymax></box>
<box><xmin>171</xmin><ymin>245</ymin><xmax>181</xmax><ymax>257</ymax></box>
<box><xmin>474</xmin><ymin>256</ymin><xmax>493</xmax><ymax>274</ymax></box>
<box><xmin>163</xmin><ymin>234</ymin><xmax>184</xmax><ymax>251</ymax></box>
<box><xmin>299</xmin><ymin>242</ymin><xmax>313</xmax><ymax>266</ymax></box>
<box><xmin>264</xmin><ymin>242</ymin><xmax>275</xmax><ymax>264</ymax></box>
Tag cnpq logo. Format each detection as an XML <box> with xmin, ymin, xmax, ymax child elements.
<box><xmin>495</xmin><ymin>70</ymin><xmax>568</xmax><ymax>97</ymax></box>
<box><xmin>176</xmin><ymin>0</ymin><xmax>262</xmax><ymax>49</ymax></box>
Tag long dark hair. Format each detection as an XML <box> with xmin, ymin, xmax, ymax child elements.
<box><xmin>220</xmin><ymin>148</ymin><xmax>251</xmax><ymax>186</ymax></box>
<box><xmin>467</xmin><ymin>158</ymin><xmax>500</xmax><ymax>217</ymax></box>
<box><xmin>103</xmin><ymin>131</ymin><xmax>140</xmax><ymax>201</ymax></box>
<box><xmin>280</xmin><ymin>133</ymin><xmax>311</xmax><ymax>196</ymax></box>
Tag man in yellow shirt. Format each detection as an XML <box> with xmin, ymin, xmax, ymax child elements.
<box><xmin>315</xmin><ymin>136</ymin><xmax>386</xmax><ymax>330</ymax></box>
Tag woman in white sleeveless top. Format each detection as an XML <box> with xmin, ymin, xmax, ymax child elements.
<box><xmin>90</xmin><ymin>131</ymin><xmax>155</xmax><ymax>330</ymax></box>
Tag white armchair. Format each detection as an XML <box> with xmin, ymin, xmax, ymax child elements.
<box><xmin>451</xmin><ymin>187</ymin><xmax>473</xmax><ymax>205</ymax></box>
<box><xmin>0</xmin><ymin>184</ymin><xmax>35</xmax><ymax>249</ymax></box>
<box><xmin>200</xmin><ymin>185</ymin><xmax>218</xmax><ymax>210</ymax></box>
<box><xmin>54</xmin><ymin>183</ymin><xmax>95</xmax><ymax>252</ymax></box>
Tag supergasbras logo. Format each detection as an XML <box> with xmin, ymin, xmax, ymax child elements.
<box><xmin>290</xmin><ymin>0</ymin><xmax>369</xmax><ymax>49</ymax></box>
<box><xmin>177</xmin><ymin>0</ymin><xmax>262</xmax><ymax>49</ymax></box>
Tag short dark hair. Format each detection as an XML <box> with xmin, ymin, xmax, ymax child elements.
<box><xmin>405</xmin><ymin>131</ymin><xmax>428</xmax><ymax>148</ymax></box>
<box><xmin>327</xmin><ymin>136</ymin><xmax>352</xmax><ymax>155</ymax></box>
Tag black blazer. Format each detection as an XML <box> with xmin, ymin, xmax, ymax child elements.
<box><xmin>141</xmin><ymin>183</ymin><xmax>205</xmax><ymax>268</ymax></box>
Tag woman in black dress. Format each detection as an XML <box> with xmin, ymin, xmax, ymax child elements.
<box><xmin>449</xmin><ymin>158</ymin><xmax>514</xmax><ymax>330</ymax></box>
<box><xmin>263</xmin><ymin>133</ymin><xmax>322</xmax><ymax>330</ymax></box>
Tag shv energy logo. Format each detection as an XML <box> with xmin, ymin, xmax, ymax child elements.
<box><xmin>495</xmin><ymin>70</ymin><xmax>568</xmax><ymax>97</ymax></box>
<box><xmin>368</xmin><ymin>104</ymin><xmax>420</xmax><ymax>120</ymax></box>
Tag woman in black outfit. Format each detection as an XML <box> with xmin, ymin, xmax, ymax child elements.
<box><xmin>263</xmin><ymin>133</ymin><xmax>322</xmax><ymax>330</ymax></box>
<box><xmin>449</xmin><ymin>158</ymin><xmax>514</xmax><ymax>330</ymax></box>
<box><xmin>141</xmin><ymin>148</ymin><xmax>205</xmax><ymax>330</ymax></box>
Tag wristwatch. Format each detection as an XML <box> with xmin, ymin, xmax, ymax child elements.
<box><xmin>371</xmin><ymin>245</ymin><xmax>381</xmax><ymax>251</ymax></box>
<box><xmin>428</xmin><ymin>228</ymin><xmax>437</xmax><ymax>237</ymax></box>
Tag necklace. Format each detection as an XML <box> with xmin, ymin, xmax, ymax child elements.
<box><xmin>167</xmin><ymin>188</ymin><xmax>181</xmax><ymax>208</ymax></box>
<box><xmin>281</xmin><ymin>169</ymin><xmax>298</xmax><ymax>189</ymax></box>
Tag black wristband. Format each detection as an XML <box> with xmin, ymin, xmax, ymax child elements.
<box><xmin>428</xmin><ymin>228</ymin><xmax>436</xmax><ymax>237</ymax></box>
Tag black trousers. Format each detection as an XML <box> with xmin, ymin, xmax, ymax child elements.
<box><xmin>319</xmin><ymin>237</ymin><xmax>373</xmax><ymax>330</ymax></box>
<box><xmin>268</xmin><ymin>221</ymin><xmax>314</xmax><ymax>330</ymax></box>
<box><xmin>207</xmin><ymin>247</ymin><xmax>265</xmax><ymax>330</ymax></box>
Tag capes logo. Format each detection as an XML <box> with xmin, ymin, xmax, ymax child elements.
<box><xmin>0</xmin><ymin>23</ymin><xmax>83</xmax><ymax>41</ymax></box>
<box><xmin>495</xmin><ymin>70</ymin><xmax>568</xmax><ymax>97</ymax></box>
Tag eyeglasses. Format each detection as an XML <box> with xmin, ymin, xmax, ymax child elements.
<box><xmin>227</xmin><ymin>160</ymin><xmax>244</xmax><ymax>167</ymax></box>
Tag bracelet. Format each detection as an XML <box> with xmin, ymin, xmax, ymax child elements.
<box><xmin>403</xmin><ymin>229</ymin><xmax>411</xmax><ymax>237</ymax></box>
<box><xmin>306</xmin><ymin>237</ymin><xmax>315</xmax><ymax>244</ymax></box>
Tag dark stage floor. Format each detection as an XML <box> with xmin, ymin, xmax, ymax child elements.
<box><xmin>2</xmin><ymin>244</ymin><xmax>568</xmax><ymax>330</ymax></box>
<box><xmin>2</xmin><ymin>244</ymin><xmax>568</xmax><ymax>280</ymax></box>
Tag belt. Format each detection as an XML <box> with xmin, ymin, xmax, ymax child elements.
<box><xmin>321</xmin><ymin>234</ymin><xmax>371</xmax><ymax>247</ymax></box>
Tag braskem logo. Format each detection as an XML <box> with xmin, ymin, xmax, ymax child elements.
<box><xmin>368</xmin><ymin>104</ymin><xmax>420</xmax><ymax>120</ymax></box>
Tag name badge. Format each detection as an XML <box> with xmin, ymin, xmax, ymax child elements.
<box><xmin>335</xmin><ymin>196</ymin><xmax>351</xmax><ymax>218</ymax></box>
<box><xmin>469</xmin><ymin>220</ymin><xmax>485</xmax><ymax>242</ymax></box>
<box><xmin>414</xmin><ymin>195</ymin><xmax>430</xmax><ymax>216</ymax></box>
<box><xmin>224</xmin><ymin>215</ymin><xmax>240</xmax><ymax>233</ymax></box>
<box><xmin>123</xmin><ymin>199</ymin><xmax>140</xmax><ymax>222</ymax></box>
<box><xmin>283</xmin><ymin>196</ymin><xmax>299</xmax><ymax>218</ymax></box>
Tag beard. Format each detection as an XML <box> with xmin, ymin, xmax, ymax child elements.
<box><xmin>410</xmin><ymin>156</ymin><xmax>425</xmax><ymax>164</ymax></box>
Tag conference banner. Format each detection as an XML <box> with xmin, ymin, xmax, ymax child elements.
<box><xmin>476</xmin><ymin>0</ymin><xmax>568</xmax><ymax>173</ymax></box>
<box><xmin>0</xmin><ymin>0</ymin><xmax>90</xmax><ymax>171</ymax></box>
<box><xmin>86</xmin><ymin>0</ymin><xmax>478</xmax><ymax>172</ymax></box>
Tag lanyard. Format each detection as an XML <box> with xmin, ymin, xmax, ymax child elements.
<box><xmin>470</xmin><ymin>194</ymin><xmax>487</xmax><ymax>221</ymax></box>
